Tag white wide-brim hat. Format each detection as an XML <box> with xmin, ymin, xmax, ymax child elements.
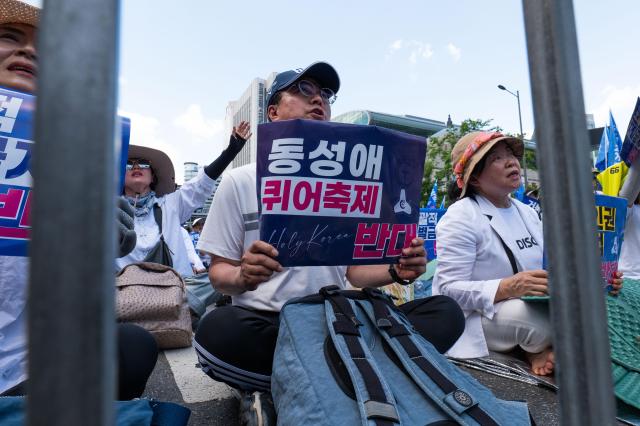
<box><xmin>0</xmin><ymin>0</ymin><xmax>40</xmax><ymax>27</ymax></box>
<box><xmin>127</xmin><ymin>145</ymin><xmax>176</xmax><ymax>197</ymax></box>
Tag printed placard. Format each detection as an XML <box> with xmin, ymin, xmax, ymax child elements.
<box><xmin>417</xmin><ymin>208</ymin><xmax>446</xmax><ymax>260</ymax></box>
<box><xmin>0</xmin><ymin>86</ymin><xmax>130</xmax><ymax>257</ymax></box>
<box><xmin>257</xmin><ymin>119</ymin><xmax>426</xmax><ymax>266</ymax></box>
<box><xmin>595</xmin><ymin>194</ymin><xmax>627</xmax><ymax>291</ymax></box>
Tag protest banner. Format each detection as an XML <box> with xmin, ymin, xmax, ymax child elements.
<box><xmin>257</xmin><ymin>119</ymin><xmax>426</xmax><ymax>266</ymax></box>
<box><xmin>521</xmin><ymin>194</ymin><xmax>542</xmax><ymax>220</ymax></box>
<box><xmin>620</xmin><ymin>97</ymin><xmax>640</xmax><ymax>166</ymax></box>
<box><xmin>0</xmin><ymin>86</ymin><xmax>130</xmax><ymax>257</ymax></box>
<box><xmin>595</xmin><ymin>194</ymin><xmax>627</xmax><ymax>292</ymax></box>
<box><xmin>417</xmin><ymin>208</ymin><xmax>446</xmax><ymax>260</ymax></box>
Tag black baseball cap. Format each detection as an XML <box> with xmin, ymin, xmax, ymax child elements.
<box><xmin>265</xmin><ymin>61</ymin><xmax>340</xmax><ymax>108</ymax></box>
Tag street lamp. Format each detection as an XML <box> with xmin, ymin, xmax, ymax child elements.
<box><xmin>498</xmin><ymin>84</ymin><xmax>528</xmax><ymax>188</ymax></box>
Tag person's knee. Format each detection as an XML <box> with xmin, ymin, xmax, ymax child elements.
<box><xmin>401</xmin><ymin>295</ymin><xmax>465</xmax><ymax>353</ymax></box>
<box><xmin>429</xmin><ymin>295</ymin><xmax>465</xmax><ymax>340</ymax></box>
<box><xmin>119</xmin><ymin>323</ymin><xmax>158</xmax><ymax>362</ymax></box>
<box><xmin>117</xmin><ymin>323</ymin><xmax>158</xmax><ymax>400</ymax></box>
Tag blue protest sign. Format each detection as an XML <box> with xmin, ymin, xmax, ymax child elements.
<box><xmin>621</xmin><ymin>97</ymin><xmax>640</xmax><ymax>166</ymax></box>
<box><xmin>257</xmin><ymin>119</ymin><xmax>426</xmax><ymax>266</ymax></box>
<box><xmin>521</xmin><ymin>194</ymin><xmax>541</xmax><ymax>220</ymax></box>
<box><xmin>0</xmin><ymin>86</ymin><xmax>130</xmax><ymax>257</ymax></box>
<box><xmin>595</xmin><ymin>194</ymin><xmax>627</xmax><ymax>292</ymax></box>
<box><xmin>417</xmin><ymin>208</ymin><xmax>446</xmax><ymax>260</ymax></box>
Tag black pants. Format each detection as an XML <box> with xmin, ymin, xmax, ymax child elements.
<box><xmin>1</xmin><ymin>323</ymin><xmax>158</xmax><ymax>400</ymax></box>
<box><xmin>194</xmin><ymin>295</ymin><xmax>465</xmax><ymax>391</ymax></box>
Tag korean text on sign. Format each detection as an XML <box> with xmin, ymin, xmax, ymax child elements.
<box><xmin>257</xmin><ymin>119</ymin><xmax>427</xmax><ymax>267</ymax></box>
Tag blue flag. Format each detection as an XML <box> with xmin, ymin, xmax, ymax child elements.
<box><xmin>439</xmin><ymin>197</ymin><xmax>446</xmax><ymax>209</ymax></box>
<box><xmin>426</xmin><ymin>180</ymin><xmax>438</xmax><ymax>208</ymax></box>
<box><xmin>607</xmin><ymin>128</ymin><xmax>621</xmax><ymax>167</ymax></box>
<box><xmin>609</xmin><ymin>111</ymin><xmax>623</xmax><ymax>153</ymax></box>
<box><xmin>595</xmin><ymin>127</ymin><xmax>609</xmax><ymax>172</ymax></box>
<box><xmin>513</xmin><ymin>180</ymin><xmax>525</xmax><ymax>201</ymax></box>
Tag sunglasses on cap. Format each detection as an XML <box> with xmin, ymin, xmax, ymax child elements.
<box><xmin>286</xmin><ymin>80</ymin><xmax>337</xmax><ymax>105</ymax></box>
<box><xmin>126</xmin><ymin>159</ymin><xmax>151</xmax><ymax>170</ymax></box>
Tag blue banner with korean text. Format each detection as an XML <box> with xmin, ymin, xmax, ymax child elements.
<box><xmin>521</xmin><ymin>194</ymin><xmax>541</xmax><ymax>220</ymax></box>
<box><xmin>0</xmin><ymin>86</ymin><xmax>130</xmax><ymax>257</ymax></box>
<box><xmin>595</xmin><ymin>194</ymin><xmax>627</xmax><ymax>292</ymax></box>
<box><xmin>257</xmin><ymin>119</ymin><xmax>426</xmax><ymax>266</ymax></box>
<box><xmin>418</xmin><ymin>208</ymin><xmax>446</xmax><ymax>260</ymax></box>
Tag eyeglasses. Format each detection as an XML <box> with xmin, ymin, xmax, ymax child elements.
<box><xmin>126</xmin><ymin>159</ymin><xmax>151</xmax><ymax>170</ymax></box>
<box><xmin>288</xmin><ymin>80</ymin><xmax>337</xmax><ymax>105</ymax></box>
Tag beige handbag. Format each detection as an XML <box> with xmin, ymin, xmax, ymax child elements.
<box><xmin>116</xmin><ymin>262</ymin><xmax>192</xmax><ymax>349</ymax></box>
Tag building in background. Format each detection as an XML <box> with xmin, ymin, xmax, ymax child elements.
<box><xmin>184</xmin><ymin>161</ymin><xmax>199</xmax><ymax>182</ymax></box>
<box><xmin>332</xmin><ymin>110</ymin><xmax>447</xmax><ymax>139</ymax></box>
<box><xmin>183</xmin><ymin>162</ymin><xmax>220</xmax><ymax>221</ymax></box>
<box><xmin>225</xmin><ymin>73</ymin><xmax>277</xmax><ymax>168</ymax></box>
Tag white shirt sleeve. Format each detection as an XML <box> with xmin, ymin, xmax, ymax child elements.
<box><xmin>434</xmin><ymin>204</ymin><xmax>501</xmax><ymax>318</ymax></box>
<box><xmin>197</xmin><ymin>171</ymin><xmax>246</xmax><ymax>261</ymax></box>
<box><xmin>163</xmin><ymin>170</ymin><xmax>216</xmax><ymax>224</ymax></box>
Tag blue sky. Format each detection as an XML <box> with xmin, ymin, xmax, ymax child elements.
<box><xmin>118</xmin><ymin>0</ymin><xmax>640</xmax><ymax>183</ymax></box>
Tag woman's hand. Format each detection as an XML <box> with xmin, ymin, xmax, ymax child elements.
<box><xmin>233</xmin><ymin>121</ymin><xmax>252</xmax><ymax>141</ymax></box>
<box><xmin>609</xmin><ymin>270</ymin><xmax>623</xmax><ymax>296</ymax></box>
<box><xmin>495</xmin><ymin>269</ymin><xmax>548</xmax><ymax>302</ymax></box>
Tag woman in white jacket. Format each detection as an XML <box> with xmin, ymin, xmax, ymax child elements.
<box><xmin>117</xmin><ymin>122</ymin><xmax>250</xmax><ymax>277</ymax></box>
<box><xmin>433</xmin><ymin>131</ymin><xmax>621</xmax><ymax>376</ymax></box>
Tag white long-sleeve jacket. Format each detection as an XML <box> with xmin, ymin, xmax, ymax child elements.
<box><xmin>433</xmin><ymin>195</ymin><xmax>543</xmax><ymax>358</ymax></box>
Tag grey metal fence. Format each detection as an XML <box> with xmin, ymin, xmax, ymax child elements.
<box><xmin>27</xmin><ymin>0</ymin><xmax>120</xmax><ymax>425</ymax></box>
<box><xmin>25</xmin><ymin>0</ymin><xmax>617</xmax><ymax>425</ymax></box>
<box><xmin>522</xmin><ymin>0</ymin><xmax>616</xmax><ymax>424</ymax></box>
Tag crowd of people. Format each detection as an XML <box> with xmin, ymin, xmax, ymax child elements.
<box><xmin>1</xmin><ymin>1</ymin><xmax>639</xmax><ymax>426</ymax></box>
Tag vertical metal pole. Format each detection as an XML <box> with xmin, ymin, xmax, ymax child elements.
<box><xmin>27</xmin><ymin>0</ymin><xmax>120</xmax><ymax>425</ymax></box>
<box><xmin>515</xmin><ymin>90</ymin><xmax>528</xmax><ymax>187</ymax></box>
<box><xmin>522</xmin><ymin>1</ymin><xmax>616</xmax><ymax>425</ymax></box>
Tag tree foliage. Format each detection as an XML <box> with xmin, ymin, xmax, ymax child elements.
<box><xmin>421</xmin><ymin>118</ymin><xmax>499</xmax><ymax>207</ymax></box>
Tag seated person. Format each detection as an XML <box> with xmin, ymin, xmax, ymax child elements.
<box><xmin>194</xmin><ymin>61</ymin><xmax>465</xmax><ymax>425</ymax></box>
<box><xmin>433</xmin><ymin>131</ymin><xmax>622</xmax><ymax>376</ymax></box>
<box><xmin>117</xmin><ymin>120</ymin><xmax>250</xmax><ymax>276</ymax></box>
<box><xmin>0</xmin><ymin>0</ymin><xmax>156</xmax><ymax>399</ymax></box>
<box><xmin>601</xmin><ymin>155</ymin><xmax>640</xmax><ymax>280</ymax></box>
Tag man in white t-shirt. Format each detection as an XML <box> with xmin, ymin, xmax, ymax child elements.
<box><xmin>195</xmin><ymin>61</ymin><xmax>464</xmax><ymax>425</ymax></box>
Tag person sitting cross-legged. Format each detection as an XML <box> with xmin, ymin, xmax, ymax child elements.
<box><xmin>194</xmin><ymin>61</ymin><xmax>465</xmax><ymax>426</ymax></box>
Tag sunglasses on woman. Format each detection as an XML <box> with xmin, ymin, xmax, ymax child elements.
<box><xmin>126</xmin><ymin>159</ymin><xmax>152</xmax><ymax>170</ymax></box>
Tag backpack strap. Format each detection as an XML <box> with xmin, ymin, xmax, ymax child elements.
<box><xmin>362</xmin><ymin>289</ymin><xmax>500</xmax><ymax>426</ymax></box>
<box><xmin>320</xmin><ymin>286</ymin><xmax>400</xmax><ymax>426</ymax></box>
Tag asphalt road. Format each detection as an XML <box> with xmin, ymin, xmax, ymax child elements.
<box><xmin>142</xmin><ymin>346</ymin><xmax>562</xmax><ymax>425</ymax></box>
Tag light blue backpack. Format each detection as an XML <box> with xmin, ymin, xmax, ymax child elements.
<box><xmin>272</xmin><ymin>286</ymin><xmax>532</xmax><ymax>426</ymax></box>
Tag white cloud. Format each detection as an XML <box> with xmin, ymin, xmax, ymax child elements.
<box><xmin>447</xmin><ymin>43</ymin><xmax>462</xmax><ymax>62</ymax></box>
<box><xmin>173</xmin><ymin>104</ymin><xmax>224</xmax><ymax>139</ymax></box>
<box><xmin>589</xmin><ymin>85</ymin><xmax>640</xmax><ymax>135</ymax></box>
<box><xmin>119</xmin><ymin>108</ymin><xmax>230</xmax><ymax>185</ymax></box>
<box><xmin>386</xmin><ymin>39</ymin><xmax>433</xmax><ymax>64</ymax></box>
<box><xmin>408</xmin><ymin>41</ymin><xmax>433</xmax><ymax>64</ymax></box>
<box><xmin>390</xmin><ymin>39</ymin><xmax>403</xmax><ymax>51</ymax></box>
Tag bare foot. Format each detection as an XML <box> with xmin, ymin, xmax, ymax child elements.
<box><xmin>526</xmin><ymin>348</ymin><xmax>554</xmax><ymax>376</ymax></box>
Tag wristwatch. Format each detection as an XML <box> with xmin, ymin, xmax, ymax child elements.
<box><xmin>388</xmin><ymin>263</ymin><xmax>416</xmax><ymax>286</ymax></box>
